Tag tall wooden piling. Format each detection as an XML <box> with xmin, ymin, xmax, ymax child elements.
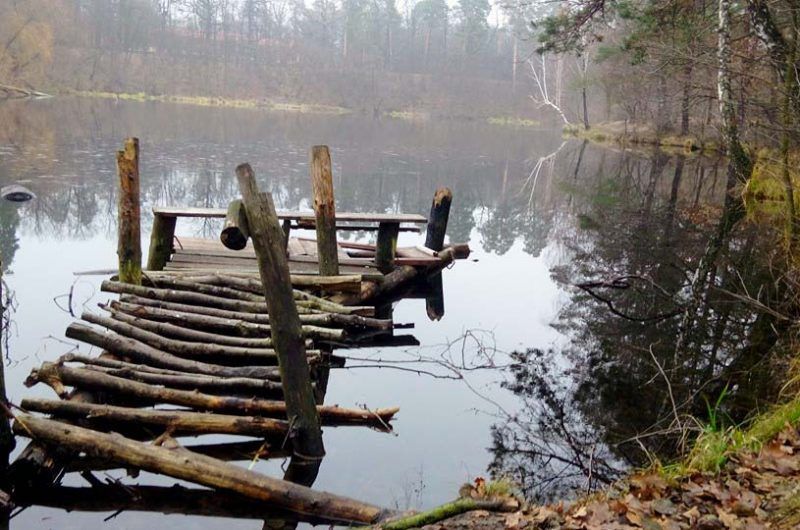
<box><xmin>310</xmin><ymin>146</ymin><xmax>339</xmax><ymax>276</ymax></box>
<box><xmin>425</xmin><ymin>187</ymin><xmax>452</xmax><ymax>251</ymax></box>
<box><xmin>146</xmin><ymin>213</ymin><xmax>176</xmax><ymax>271</ymax></box>
<box><xmin>117</xmin><ymin>138</ymin><xmax>142</xmax><ymax>284</ymax></box>
<box><xmin>235</xmin><ymin>163</ymin><xmax>325</xmax><ymax>460</ymax></box>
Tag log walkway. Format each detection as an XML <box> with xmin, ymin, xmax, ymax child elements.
<box><xmin>7</xmin><ymin>142</ymin><xmax>470</xmax><ymax>525</ymax></box>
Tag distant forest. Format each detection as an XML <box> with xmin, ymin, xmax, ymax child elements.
<box><xmin>0</xmin><ymin>0</ymin><xmax>545</xmax><ymax>118</ymax></box>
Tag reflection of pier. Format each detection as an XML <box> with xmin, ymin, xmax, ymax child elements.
<box><xmin>8</xmin><ymin>141</ymin><xmax>468</xmax><ymax>525</ymax></box>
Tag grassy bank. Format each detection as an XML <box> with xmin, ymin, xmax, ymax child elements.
<box><xmin>564</xmin><ymin>121</ymin><xmax>720</xmax><ymax>153</ymax></box>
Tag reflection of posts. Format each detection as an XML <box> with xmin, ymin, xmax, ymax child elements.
<box><xmin>116</xmin><ymin>138</ymin><xmax>142</xmax><ymax>285</ymax></box>
<box><xmin>425</xmin><ymin>187</ymin><xmax>451</xmax><ymax>320</ymax></box>
<box><xmin>235</xmin><ymin>163</ymin><xmax>325</xmax><ymax>460</ymax></box>
<box><xmin>0</xmin><ymin>255</ymin><xmax>13</xmax><ymax>493</ymax></box>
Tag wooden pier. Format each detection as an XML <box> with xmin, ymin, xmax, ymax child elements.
<box><xmin>7</xmin><ymin>141</ymin><xmax>469</xmax><ymax>525</ymax></box>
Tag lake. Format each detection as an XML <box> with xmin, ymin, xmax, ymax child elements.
<box><xmin>0</xmin><ymin>97</ymin><xmax>769</xmax><ymax>528</ymax></box>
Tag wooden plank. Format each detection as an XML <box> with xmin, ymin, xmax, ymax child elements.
<box><xmin>170</xmin><ymin>251</ymin><xmax>379</xmax><ymax>270</ymax></box>
<box><xmin>153</xmin><ymin>206</ymin><xmax>426</xmax><ymax>224</ymax></box>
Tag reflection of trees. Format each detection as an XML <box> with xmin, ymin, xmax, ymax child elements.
<box><xmin>490</xmin><ymin>149</ymin><xmax>785</xmax><ymax>502</ymax></box>
<box><xmin>0</xmin><ymin>204</ymin><xmax>20</xmax><ymax>272</ymax></box>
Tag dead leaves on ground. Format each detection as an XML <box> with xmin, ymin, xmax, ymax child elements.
<box><xmin>433</xmin><ymin>426</ymin><xmax>800</xmax><ymax>530</ymax></box>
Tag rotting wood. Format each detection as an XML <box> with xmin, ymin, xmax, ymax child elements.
<box><xmin>82</xmin><ymin>312</ymin><xmax>296</xmax><ymax>364</ymax></box>
<box><xmin>102</xmin><ymin>280</ymin><xmax>271</xmax><ymax>313</ymax></box>
<box><xmin>20</xmin><ymin>399</ymin><xmax>291</xmax><ymax>438</ymax></box>
<box><xmin>26</xmin><ymin>363</ymin><xmax>397</xmax><ymax>425</ymax></box>
<box><xmin>107</xmin><ymin>301</ymin><xmax>347</xmax><ymax>341</ymax></box>
<box><xmin>378</xmin><ymin>498</ymin><xmax>518</xmax><ymax>530</ymax></box>
<box><xmin>310</xmin><ymin>146</ymin><xmax>339</xmax><ymax>276</ymax></box>
<box><xmin>117</xmin><ymin>138</ymin><xmax>142</xmax><ymax>284</ymax></box>
<box><xmin>152</xmin><ymin>276</ymin><xmax>262</xmax><ymax>302</ymax></box>
<box><xmin>353</xmin><ymin>244</ymin><xmax>470</xmax><ymax>304</ymax></box>
<box><xmin>66</xmin><ymin>439</ymin><xmax>291</xmax><ymax>472</ymax></box>
<box><xmin>78</xmin><ymin>365</ymin><xmax>286</xmax><ymax>398</ymax></box>
<box><xmin>146</xmin><ymin>213</ymin><xmax>177</xmax><ymax>271</ymax></box>
<box><xmin>148</xmin><ymin>271</ymin><xmax>363</xmax><ymax>294</ymax></box>
<box><xmin>236</xmin><ymin>162</ymin><xmax>324</xmax><ymax>459</ymax></box>
<box><xmin>14</xmin><ymin>484</ymin><xmax>325</xmax><ymax>522</ymax></box>
<box><xmin>103</xmin><ymin>307</ymin><xmax>285</xmax><ymax>348</ymax></box>
<box><xmin>220</xmin><ymin>199</ymin><xmax>250</xmax><ymax>251</ymax></box>
<box><xmin>424</xmin><ymin>187</ymin><xmax>453</xmax><ymax>252</ymax></box>
<box><xmin>152</xmin><ymin>206</ymin><xmax>426</xmax><ymax>224</ymax></box>
<box><xmin>64</xmin><ymin>323</ymin><xmax>282</xmax><ymax>380</ymax></box>
<box><xmin>12</xmin><ymin>415</ymin><xmax>391</xmax><ymax>524</ymax></box>
<box><xmin>110</xmin><ymin>300</ymin><xmax>387</xmax><ymax>334</ymax></box>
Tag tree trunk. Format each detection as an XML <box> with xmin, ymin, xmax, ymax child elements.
<box><xmin>310</xmin><ymin>146</ymin><xmax>340</xmax><ymax>276</ymax></box>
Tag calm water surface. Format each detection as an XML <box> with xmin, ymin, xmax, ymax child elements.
<box><xmin>0</xmin><ymin>98</ymin><xmax>748</xmax><ymax>528</ymax></box>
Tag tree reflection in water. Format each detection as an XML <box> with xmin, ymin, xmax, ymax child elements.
<box><xmin>489</xmin><ymin>147</ymin><xmax>791</xmax><ymax>502</ymax></box>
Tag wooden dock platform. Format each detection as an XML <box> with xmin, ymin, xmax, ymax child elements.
<box><xmin>7</xmin><ymin>143</ymin><xmax>468</xmax><ymax>525</ymax></box>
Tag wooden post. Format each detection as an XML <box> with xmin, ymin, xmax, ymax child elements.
<box><xmin>282</xmin><ymin>219</ymin><xmax>292</xmax><ymax>251</ymax></box>
<box><xmin>117</xmin><ymin>138</ymin><xmax>142</xmax><ymax>284</ymax></box>
<box><xmin>375</xmin><ymin>222</ymin><xmax>400</xmax><ymax>273</ymax></box>
<box><xmin>220</xmin><ymin>199</ymin><xmax>250</xmax><ymax>250</ymax></box>
<box><xmin>310</xmin><ymin>146</ymin><xmax>339</xmax><ymax>275</ymax></box>
<box><xmin>425</xmin><ymin>187</ymin><xmax>452</xmax><ymax>251</ymax></box>
<box><xmin>146</xmin><ymin>213</ymin><xmax>176</xmax><ymax>271</ymax></box>
<box><xmin>235</xmin><ymin>163</ymin><xmax>325</xmax><ymax>460</ymax></box>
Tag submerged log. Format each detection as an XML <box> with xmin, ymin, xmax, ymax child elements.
<box><xmin>220</xmin><ymin>199</ymin><xmax>251</xmax><ymax>250</ymax></box>
<box><xmin>310</xmin><ymin>146</ymin><xmax>339</xmax><ymax>276</ymax></box>
<box><xmin>15</xmin><ymin>484</ymin><xmax>327</xmax><ymax>522</ymax></box>
<box><xmin>236</xmin><ymin>162</ymin><xmax>323</xmax><ymax>458</ymax></box>
<box><xmin>116</xmin><ymin>138</ymin><xmax>142</xmax><ymax>284</ymax></box>
<box><xmin>65</xmin><ymin>323</ymin><xmax>282</xmax><ymax>380</ymax></box>
<box><xmin>108</xmin><ymin>301</ymin><xmax>347</xmax><ymax>341</ymax></box>
<box><xmin>12</xmin><ymin>415</ymin><xmax>390</xmax><ymax>524</ymax></box>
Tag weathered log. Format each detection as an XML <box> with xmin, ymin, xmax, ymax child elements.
<box><xmin>12</xmin><ymin>415</ymin><xmax>390</xmax><ymax>524</ymax></box>
<box><xmin>145</xmin><ymin>270</ymin><xmax>364</xmax><ymax>292</ymax></box>
<box><xmin>152</xmin><ymin>276</ymin><xmax>261</xmax><ymax>302</ymax></box>
<box><xmin>376</xmin><ymin>223</ymin><xmax>400</xmax><ymax>273</ymax></box>
<box><xmin>380</xmin><ymin>498</ymin><xmax>518</xmax><ymax>530</ymax></box>
<box><xmin>102</xmin><ymin>280</ymin><xmax>270</xmax><ymax>313</ymax></box>
<box><xmin>108</xmin><ymin>301</ymin><xmax>347</xmax><ymax>341</ymax></box>
<box><xmin>310</xmin><ymin>146</ymin><xmax>339</xmax><ymax>276</ymax></box>
<box><xmin>65</xmin><ymin>323</ymin><xmax>281</xmax><ymax>380</ymax></box>
<box><xmin>117</xmin><ymin>138</ymin><xmax>142</xmax><ymax>284</ymax></box>
<box><xmin>424</xmin><ymin>187</ymin><xmax>452</xmax><ymax>252</ymax></box>
<box><xmin>425</xmin><ymin>273</ymin><xmax>445</xmax><ymax>322</ymax></box>
<box><xmin>26</xmin><ymin>363</ymin><xmax>396</xmax><ymax>425</ymax></box>
<box><xmin>236</xmin><ymin>162</ymin><xmax>323</xmax><ymax>458</ymax></box>
<box><xmin>20</xmin><ymin>399</ymin><xmax>290</xmax><ymax>438</ymax></box>
<box><xmin>103</xmin><ymin>306</ymin><xmax>283</xmax><ymax>348</ymax></box>
<box><xmin>79</xmin><ymin>365</ymin><xmax>286</xmax><ymax>398</ymax></box>
<box><xmin>146</xmin><ymin>213</ymin><xmax>177</xmax><ymax>271</ymax></box>
<box><xmin>220</xmin><ymin>199</ymin><xmax>251</xmax><ymax>250</ymax></box>
<box><xmin>354</xmin><ymin>244</ymin><xmax>470</xmax><ymax>304</ymax></box>
<box><xmin>82</xmin><ymin>312</ymin><xmax>292</xmax><ymax>364</ymax></box>
<box><xmin>66</xmin><ymin>439</ymin><xmax>291</xmax><ymax>472</ymax></box>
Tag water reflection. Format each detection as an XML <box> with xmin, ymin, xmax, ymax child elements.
<box><xmin>0</xmin><ymin>97</ymin><xmax>785</xmax><ymax>522</ymax></box>
<box><xmin>489</xmin><ymin>146</ymin><xmax>785</xmax><ymax>502</ymax></box>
